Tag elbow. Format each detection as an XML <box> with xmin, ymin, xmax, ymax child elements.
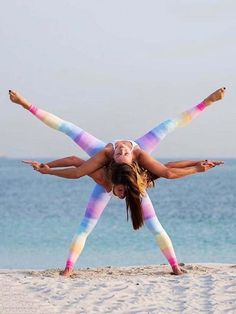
<box><xmin>70</xmin><ymin>156</ymin><xmax>79</xmax><ymax>163</ymax></box>
<box><xmin>74</xmin><ymin>172</ymin><xmax>81</xmax><ymax>179</ymax></box>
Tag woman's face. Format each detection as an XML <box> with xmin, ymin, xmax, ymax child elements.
<box><xmin>113</xmin><ymin>143</ymin><xmax>133</xmax><ymax>164</ymax></box>
<box><xmin>113</xmin><ymin>184</ymin><xmax>127</xmax><ymax>199</ymax></box>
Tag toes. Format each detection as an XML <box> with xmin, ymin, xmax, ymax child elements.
<box><xmin>9</xmin><ymin>90</ymin><xmax>16</xmax><ymax>95</ymax></box>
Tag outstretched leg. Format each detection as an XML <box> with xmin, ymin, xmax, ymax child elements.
<box><xmin>8</xmin><ymin>92</ymin><xmax>112</xmax><ymax>276</ymax></box>
<box><xmin>61</xmin><ymin>184</ymin><xmax>112</xmax><ymax>277</ymax></box>
<box><xmin>9</xmin><ymin>91</ymin><xmax>106</xmax><ymax>157</ymax></box>
<box><xmin>141</xmin><ymin>193</ymin><xmax>183</xmax><ymax>275</ymax></box>
<box><xmin>135</xmin><ymin>88</ymin><xmax>225</xmax><ymax>153</ymax></box>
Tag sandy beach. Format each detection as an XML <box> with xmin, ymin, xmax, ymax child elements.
<box><xmin>0</xmin><ymin>264</ymin><xmax>235</xmax><ymax>314</ymax></box>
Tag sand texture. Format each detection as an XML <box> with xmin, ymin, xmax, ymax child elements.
<box><xmin>0</xmin><ymin>264</ymin><xmax>236</xmax><ymax>313</ymax></box>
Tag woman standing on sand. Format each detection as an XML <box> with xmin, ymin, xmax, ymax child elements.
<box><xmin>25</xmin><ymin>156</ymin><xmax>223</xmax><ymax>277</ymax></box>
<box><xmin>9</xmin><ymin>88</ymin><xmax>225</xmax><ymax>276</ymax></box>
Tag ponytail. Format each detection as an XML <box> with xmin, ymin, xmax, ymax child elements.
<box><xmin>125</xmin><ymin>184</ymin><xmax>144</xmax><ymax>230</ymax></box>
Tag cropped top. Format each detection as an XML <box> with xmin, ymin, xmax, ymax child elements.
<box><xmin>111</xmin><ymin>140</ymin><xmax>139</xmax><ymax>152</ymax></box>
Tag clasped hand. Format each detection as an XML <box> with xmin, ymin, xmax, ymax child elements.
<box><xmin>196</xmin><ymin>160</ymin><xmax>224</xmax><ymax>172</ymax></box>
<box><xmin>22</xmin><ymin>160</ymin><xmax>50</xmax><ymax>174</ymax></box>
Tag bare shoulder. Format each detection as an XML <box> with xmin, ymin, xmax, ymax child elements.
<box><xmin>104</xmin><ymin>144</ymin><xmax>114</xmax><ymax>159</ymax></box>
<box><xmin>133</xmin><ymin>147</ymin><xmax>145</xmax><ymax>160</ymax></box>
<box><xmin>135</xmin><ymin>149</ymin><xmax>159</xmax><ymax>166</ymax></box>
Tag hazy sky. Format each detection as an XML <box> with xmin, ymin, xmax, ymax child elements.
<box><xmin>1</xmin><ymin>0</ymin><xmax>235</xmax><ymax>158</ymax></box>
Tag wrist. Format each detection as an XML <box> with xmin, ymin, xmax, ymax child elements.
<box><xmin>39</xmin><ymin>165</ymin><xmax>52</xmax><ymax>175</ymax></box>
<box><xmin>195</xmin><ymin>164</ymin><xmax>203</xmax><ymax>173</ymax></box>
<box><xmin>47</xmin><ymin>168</ymin><xmax>53</xmax><ymax>175</ymax></box>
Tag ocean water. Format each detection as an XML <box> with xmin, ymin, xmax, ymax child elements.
<box><xmin>0</xmin><ymin>158</ymin><xmax>235</xmax><ymax>269</ymax></box>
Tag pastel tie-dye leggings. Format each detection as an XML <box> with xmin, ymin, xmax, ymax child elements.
<box><xmin>28</xmin><ymin>101</ymin><xmax>207</xmax><ymax>269</ymax></box>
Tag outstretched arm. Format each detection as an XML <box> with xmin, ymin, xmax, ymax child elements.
<box><xmin>46</xmin><ymin>156</ymin><xmax>85</xmax><ymax>168</ymax></box>
<box><xmin>138</xmin><ymin>151</ymin><xmax>221</xmax><ymax>179</ymax></box>
<box><xmin>36</xmin><ymin>149</ymin><xmax>110</xmax><ymax>179</ymax></box>
<box><xmin>23</xmin><ymin>156</ymin><xmax>86</xmax><ymax>169</ymax></box>
<box><xmin>165</xmin><ymin>160</ymin><xmax>224</xmax><ymax>168</ymax></box>
<box><xmin>23</xmin><ymin>156</ymin><xmax>111</xmax><ymax>189</ymax></box>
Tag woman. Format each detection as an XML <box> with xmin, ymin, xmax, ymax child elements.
<box><xmin>9</xmin><ymin>88</ymin><xmax>225</xmax><ymax>276</ymax></box>
<box><xmin>9</xmin><ymin>88</ymin><xmax>225</xmax><ymax>180</ymax></box>
<box><xmin>24</xmin><ymin>156</ymin><xmax>222</xmax><ymax>277</ymax></box>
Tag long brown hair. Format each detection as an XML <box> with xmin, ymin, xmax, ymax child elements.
<box><xmin>106</xmin><ymin>161</ymin><xmax>156</xmax><ymax>230</ymax></box>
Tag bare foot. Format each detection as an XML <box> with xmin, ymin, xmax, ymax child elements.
<box><xmin>9</xmin><ymin>90</ymin><xmax>31</xmax><ymax>109</ymax></box>
<box><xmin>171</xmin><ymin>265</ymin><xmax>187</xmax><ymax>275</ymax></box>
<box><xmin>203</xmin><ymin>87</ymin><xmax>226</xmax><ymax>106</ymax></box>
<box><xmin>59</xmin><ymin>267</ymin><xmax>73</xmax><ymax>277</ymax></box>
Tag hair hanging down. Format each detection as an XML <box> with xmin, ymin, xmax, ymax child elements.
<box><xmin>106</xmin><ymin>161</ymin><xmax>156</xmax><ymax>230</ymax></box>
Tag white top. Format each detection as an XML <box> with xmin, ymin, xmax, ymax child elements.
<box><xmin>111</xmin><ymin>140</ymin><xmax>139</xmax><ymax>152</ymax></box>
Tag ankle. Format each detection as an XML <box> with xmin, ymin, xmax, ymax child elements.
<box><xmin>21</xmin><ymin>102</ymin><xmax>31</xmax><ymax>110</ymax></box>
<box><xmin>203</xmin><ymin>97</ymin><xmax>212</xmax><ymax>107</ymax></box>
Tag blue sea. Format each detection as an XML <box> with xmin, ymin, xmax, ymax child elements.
<box><xmin>0</xmin><ymin>158</ymin><xmax>235</xmax><ymax>269</ymax></box>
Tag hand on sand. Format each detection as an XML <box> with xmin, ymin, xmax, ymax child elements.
<box><xmin>9</xmin><ymin>90</ymin><xmax>31</xmax><ymax>109</ymax></box>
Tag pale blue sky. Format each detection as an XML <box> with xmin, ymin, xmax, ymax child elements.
<box><xmin>1</xmin><ymin>0</ymin><xmax>235</xmax><ymax>158</ymax></box>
